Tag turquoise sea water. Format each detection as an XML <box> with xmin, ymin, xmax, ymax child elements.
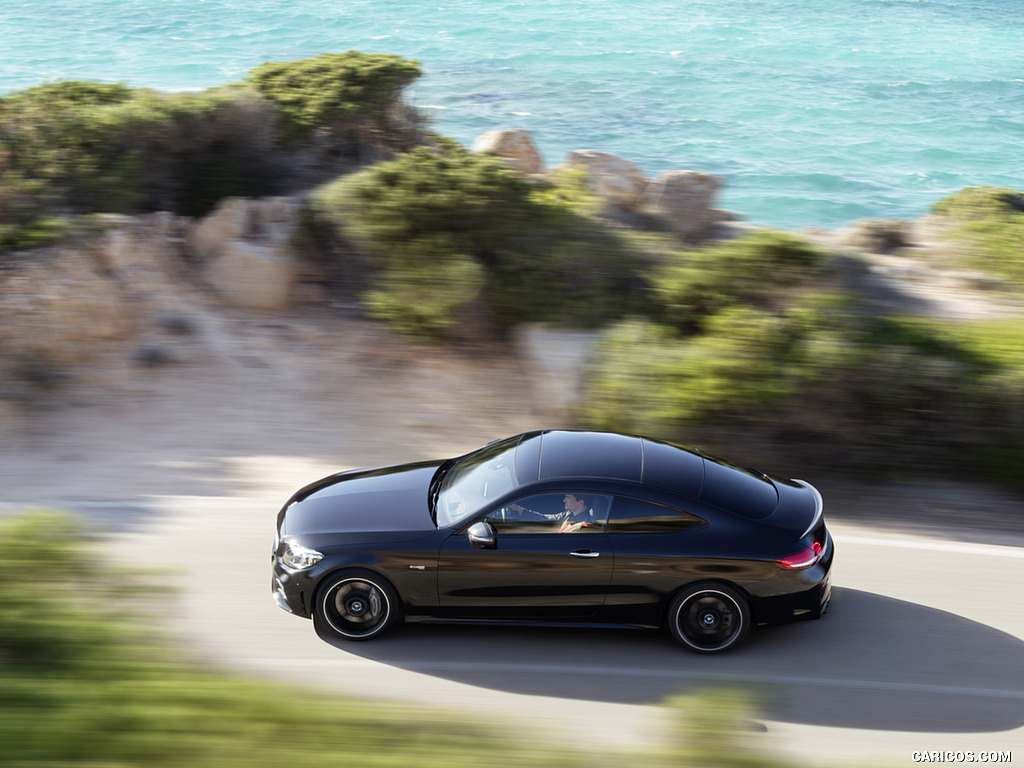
<box><xmin>2</xmin><ymin>0</ymin><xmax>1022</xmax><ymax>229</ymax></box>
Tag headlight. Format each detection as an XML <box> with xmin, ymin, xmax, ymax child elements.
<box><xmin>281</xmin><ymin>542</ymin><xmax>324</xmax><ymax>570</ymax></box>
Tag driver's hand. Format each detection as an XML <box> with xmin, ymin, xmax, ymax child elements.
<box><xmin>509</xmin><ymin>503</ymin><xmax>525</xmax><ymax>513</ymax></box>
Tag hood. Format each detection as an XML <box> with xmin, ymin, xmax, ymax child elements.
<box><xmin>278</xmin><ymin>460</ymin><xmax>440</xmax><ymax>538</ymax></box>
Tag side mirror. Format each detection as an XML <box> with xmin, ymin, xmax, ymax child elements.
<box><xmin>467</xmin><ymin>521</ymin><xmax>497</xmax><ymax>550</ymax></box>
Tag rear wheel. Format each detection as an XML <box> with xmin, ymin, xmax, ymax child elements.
<box><xmin>668</xmin><ymin>582</ymin><xmax>750</xmax><ymax>654</ymax></box>
<box><xmin>314</xmin><ymin>571</ymin><xmax>400</xmax><ymax>641</ymax></box>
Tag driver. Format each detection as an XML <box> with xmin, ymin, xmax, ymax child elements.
<box><xmin>509</xmin><ymin>493</ymin><xmax>598</xmax><ymax>532</ymax></box>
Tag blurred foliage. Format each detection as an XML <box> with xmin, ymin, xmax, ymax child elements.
<box><xmin>584</xmin><ymin>227</ymin><xmax>1024</xmax><ymax>483</ymax></box>
<box><xmin>932</xmin><ymin>185</ymin><xmax>1024</xmax><ymax>286</ymax></box>
<box><xmin>0</xmin><ymin>80</ymin><xmax>279</xmax><ymax>232</ymax></box>
<box><xmin>650</xmin><ymin>230</ymin><xmax>828</xmax><ymax>333</ymax></box>
<box><xmin>308</xmin><ymin>141</ymin><xmax>644</xmax><ymax>339</ymax></box>
<box><xmin>0</xmin><ymin>511</ymin><xmax>796</xmax><ymax>768</ymax></box>
<box><xmin>0</xmin><ymin>52</ymin><xmax>423</xmax><ymax>249</ymax></box>
<box><xmin>246</xmin><ymin>51</ymin><xmax>421</xmax><ymax>135</ymax></box>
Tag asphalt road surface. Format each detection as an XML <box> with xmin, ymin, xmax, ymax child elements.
<box><xmin>95</xmin><ymin>493</ymin><xmax>1024</xmax><ymax>765</ymax></box>
<box><xmin>2</xmin><ymin>318</ymin><xmax>1021</xmax><ymax>765</ymax></box>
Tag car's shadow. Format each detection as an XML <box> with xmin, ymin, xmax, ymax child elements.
<box><xmin>316</xmin><ymin>586</ymin><xmax>1024</xmax><ymax>733</ymax></box>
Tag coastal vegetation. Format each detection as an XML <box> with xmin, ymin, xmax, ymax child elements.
<box><xmin>1</xmin><ymin>51</ymin><xmax>1022</xmax><ymax>484</ymax></box>
<box><xmin>0</xmin><ymin>510</ymin><xmax>785</xmax><ymax>768</ymax></box>
<box><xmin>308</xmin><ymin>141</ymin><xmax>641</xmax><ymax>339</ymax></box>
<box><xmin>247</xmin><ymin>51</ymin><xmax>421</xmax><ymax>136</ymax></box>
<box><xmin>0</xmin><ymin>51</ymin><xmax>425</xmax><ymax>247</ymax></box>
<box><xmin>581</xmin><ymin>226</ymin><xmax>1024</xmax><ymax>482</ymax></box>
<box><xmin>932</xmin><ymin>186</ymin><xmax>1024</xmax><ymax>286</ymax></box>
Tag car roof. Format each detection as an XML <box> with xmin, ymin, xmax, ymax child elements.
<box><xmin>513</xmin><ymin>430</ymin><xmax>778</xmax><ymax>516</ymax></box>
<box><xmin>514</xmin><ymin>430</ymin><xmax>702</xmax><ymax>493</ymax></box>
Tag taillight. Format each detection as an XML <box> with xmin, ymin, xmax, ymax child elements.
<box><xmin>775</xmin><ymin>540</ymin><xmax>823</xmax><ymax>570</ymax></box>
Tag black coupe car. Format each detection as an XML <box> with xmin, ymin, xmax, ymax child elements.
<box><xmin>271</xmin><ymin>430</ymin><xmax>832</xmax><ymax>653</ymax></box>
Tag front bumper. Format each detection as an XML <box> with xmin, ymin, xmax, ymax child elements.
<box><xmin>271</xmin><ymin>553</ymin><xmax>319</xmax><ymax>618</ymax></box>
<box><xmin>272</xmin><ymin>576</ymin><xmax>294</xmax><ymax>613</ymax></box>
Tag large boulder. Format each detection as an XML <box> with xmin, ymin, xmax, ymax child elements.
<box><xmin>188</xmin><ymin>198</ymin><xmax>253</xmax><ymax>262</ymax></box>
<box><xmin>0</xmin><ymin>248</ymin><xmax>139</xmax><ymax>365</ymax></box>
<box><xmin>471</xmin><ymin>129</ymin><xmax>544</xmax><ymax>175</ymax></box>
<box><xmin>564</xmin><ymin>150</ymin><xmax>647</xmax><ymax>211</ymax></box>
<box><xmin>638</xmin><ymin>171</ymin><xmax>724</xmax><ymax>239</ymax></box>
<box><xmin>190</xmin><ymin>197</ymin><xmax>301</xmax><ymax>311</ymax></box>
<box><xmin>204</xmin><ymin>240</ymin><xmax>296</xmax><ymax>312</ymax></box>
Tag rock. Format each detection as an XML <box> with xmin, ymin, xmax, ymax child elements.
<box><xmin>564</xmin><ymin>150</ymin><xmax>647</xmax><ymax>211</ymax></box>
<box><xmin>188</xmin><ymin>198</ymin><xmax>254</xmax><ymax>262</ymax></box>
<box><xmin>155</xmin><ymin>313</ymin><xmax>198</xmax><ymax>336</ymax></box>
<box><xmin>638</xmin><ymin>171</ymin><xmax>724</xmax><ymax>239</ymax></box>
<box><xmin>0</xmin><ymin>249</ymin><xmax>139</xmax><ymax>365</ymax></box>
<box><xmin>204</xmin><ymin>240</ymin><xmax>296</xmax><ymax>312</ymax></box>
<box><xmin>472</xmin><ymin>130</ymin><xmax>544</xmax><ymax>175</ymax></box>
<box><xmin>133</xmin><ymin>345</ymin><xmax>176</xmax><ymax>368</ymax></box>
<box><xmin>839</xmin><ymin>219</ymin><xmax>910</xmax><ymax>254</ymax></box>
<box><xmin>189</xmin><ymin>197</ymin><xmax>302</xmax><ymax>310</ymax></box>
<box><xmin>97</xmin><ymin>211</ymin><xmax>189</xmax><ymax>272</ymax></box>
<box><xmin>515</xmin><ymin>323</ymin><xmax>601</xmax><ymax>419</ymax></box>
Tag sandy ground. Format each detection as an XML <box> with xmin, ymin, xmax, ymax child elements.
<box><xmin>0</xmin><ymin>307</ymin><xmax>549</xmax><ymax>508</ymax></box>
<box><xmin>2</xmin><ymin>275</ymin><xmax>1022</xmax><ymax>537</ymax></box>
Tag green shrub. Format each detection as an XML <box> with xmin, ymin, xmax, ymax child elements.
<box><xmin>651</xmin><ymin>230</ymin><xmax>827</xmax><ymax>333</ymax></box>
<box><xmin>585</xmin><ymin>292</ymin><xmax>1024</xmax><ymax>484</ymax></box>
<box><xmin>584</xmin><ymin>297</ymin><xmax>847</xmax><ymax>436</ymax></box>
<box><xmin>0</xmin><ymin>52</ymin><xmax>423</xmax><ymax>247</ymax></box>
<box><xmin>246</xmin><ymin>51</ymin><xmax>421</xmax><ymax>135</ymax></box>
<box><xmin>310</xmin><ymin>142</ymin><xmax>643</xmax><ymax>339</ymax></box>
<box><xmin>0</xmin><ymin>80</ymin><xmax>284</xmax><ymax>224</ymax></box>
<box><xmin>932</xmin><ymin>186</ymin><xmax>1024</xmax><ymax>286</ymax></box>
<box><xmin>0</xmin><ymin>511</ymin><xmax>134</xmax><ymax>670</ymax></box>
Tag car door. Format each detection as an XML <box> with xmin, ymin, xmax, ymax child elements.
<box><xmin>436</xmin><ymin>491</ymin><xmax>613</xmax><ymax>619</ymax></box>
<box><xmin>602</xmin><ymin>495</ymin><xmax>711</xmax><ymax>618</ymax></box>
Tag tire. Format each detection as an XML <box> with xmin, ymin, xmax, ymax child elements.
<box><xmin>668</xmin><ymin>582</ymin><xmax>750</xmax><ymax>654</ymax></box>
<box><xmin>314</xmin><ymin>571</ymin><xmax>400</xmax><ymax>642</ymax></box>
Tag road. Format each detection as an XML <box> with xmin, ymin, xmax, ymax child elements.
<box><xmin>89</xmin><ymin>492</ymin><xmax>1024</xmax><ymax>766</ymax></box>
<box><xmin>2</xmin><ymin>315</ymin><xmax>1022</xmax><ymax>765</ymax></box>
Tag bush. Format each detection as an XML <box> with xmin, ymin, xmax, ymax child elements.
<box><xmin>246</xmin><ymin>51</ymin><xmax>421</xmax><ymax>136</ymax></box>
<box><xmin>585</xmin><ymin>292</ymin><xmax>1024</xmax><ymax>484</ymax></box>
<box><xmin>310</xmin><ymin>142</ymin><xmax>643</xmax><ymax>339</ymax></box>
<box><xmin>651</xmin><ymin>230</ymin><xmax>828</xmax><ymax>333</ymax></box>
<box><xmin>0</xmin><ymin>52</ymin><xmax>424</xmax><ymax>247</ymax></box>
<box><xmin>0</xmin><ymin>80</ymin><xmax>282</xmax><ymax>222</ymax></box>
<box><xmin>932</xmin><ymin>186</ymin><xmax>1024</xmax><ymax>286</ymax></box>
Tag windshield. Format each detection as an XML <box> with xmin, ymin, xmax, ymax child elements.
<box><xmin>436</xmin><ymin>437</ymin><xmax>521</xmax><ymax>527</ymax></box>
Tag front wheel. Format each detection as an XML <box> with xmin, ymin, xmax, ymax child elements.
<box><xmin>668</xmin><ymin>582</ymin><xmax>750</xmax><ymax>654</ymax></box>
<box><xmin>314</xmin><ymin>571</ymin><xmax>400</xmax><ymax>642</ymax></box>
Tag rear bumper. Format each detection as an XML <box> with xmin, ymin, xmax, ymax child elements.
<box><xmin>751</xmin><ymin>573</ymin><xmax>831</xmax><ymax>626</ymax></box>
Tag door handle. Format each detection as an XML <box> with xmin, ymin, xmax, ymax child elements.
<box><xmin>570</xmin><ymin>550</ymin><xmax>600</xmax><ymax>558</ymax></box>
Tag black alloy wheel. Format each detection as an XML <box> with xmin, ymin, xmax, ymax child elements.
<box><xmin>314</xmin><ymin>571</ymin><xmax>400</xmax><ymax>641</ymax></box>
<box><xmin>668</xmin><ymin>582</ymin><xmax>750</xmax><ymax>654</ymax></box>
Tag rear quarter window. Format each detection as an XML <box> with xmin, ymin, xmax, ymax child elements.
<box><xmin>608</xmin><ymin>496</ymin><xmax>705</xmax><ymax>533</ymax></box>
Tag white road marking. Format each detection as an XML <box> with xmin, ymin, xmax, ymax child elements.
<box><xmin>242</xmin><ymin>658</ymin><xmax>1024</xmax><ymax>700</ymax></box>
<box><xmin>831</xmin><ymin>531</ymin><xmax>1024</xmax><ymax>559</ymax></box>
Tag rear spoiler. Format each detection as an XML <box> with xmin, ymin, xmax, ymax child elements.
<box><xmin>793</xmin><ymin>479</ymin><xmax>824</xmax><ymax>538</ymax></box>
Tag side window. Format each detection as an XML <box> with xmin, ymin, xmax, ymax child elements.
<box><xmin>484</xmin><ymin>492</ymin><xmax>610</xmax><ymax>534</ymax></box>
<box><xmin>608</xmin><ymin>496</ymin><xmax>704</xmax><ymax>533</ymax></box>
